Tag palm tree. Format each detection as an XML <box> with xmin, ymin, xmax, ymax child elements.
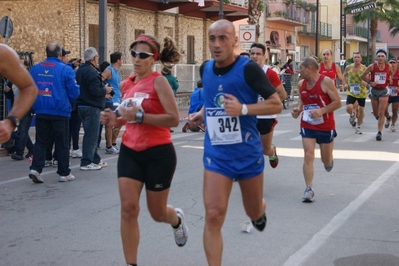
<box><xmin>352</xmin><ymin>0</ymin><xmax>399</xmax><ymax>57</ymax></box>
<box><xmin>388</xmin><ymin>10</ymin><xmax>399</xmax><ymax>37</ymax></box>
<box><xmin>247</xmin><ymin>0</ymin><xmax>264</xmax><ymax>42</ymax></box>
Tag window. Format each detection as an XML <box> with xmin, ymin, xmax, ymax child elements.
<box><xmin>89</xmin><ymin>24</ymin><xmax>99</xmax><ymax>52</ymax></box>
<box><xmin>187</xmin><ymin>35</ymin><xmax>195</xmax><ymax>64</ymax></box>
<box><xmin>300</xmin><ymin>46</ymin><xmax>309</xmax><ymax>60</ymax></box>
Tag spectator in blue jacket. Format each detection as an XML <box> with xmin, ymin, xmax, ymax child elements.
<box><xmin>28</xmin><ymin>42</ymin><xmax>80</xmax><ymax>183</ymax></box>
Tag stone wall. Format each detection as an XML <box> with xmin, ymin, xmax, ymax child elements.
<box><xmin>0</xmin><ymin>0</ymin><xmax>210</xmax><ymax>65</ymax></box>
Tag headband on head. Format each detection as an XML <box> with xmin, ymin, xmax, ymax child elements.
<box><xmin>376</xmin><ymin>52</ymin><xmax>386</xmax><ymax>58</ymax></box>
<box><xmin>135</xmin><ymin>35</ymin><xmax>158</xmax><ymax>61</ymax></box>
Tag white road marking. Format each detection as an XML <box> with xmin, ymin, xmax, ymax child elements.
<box><xmin>282</xmin><ymin>161</ymin><xmax>399</xmax><ymax>266</ymax></box>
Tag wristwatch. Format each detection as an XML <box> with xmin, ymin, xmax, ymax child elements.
<box><xmin>135</xmin><ymin>110</ymin><xmax>144</xmax><ymax>124</ymax></box>
<box><xmin>5</xmin><ymin>116</ymin><xmax>20</xmax><ymax>131</ymax></box>
<box><xmin>241</xmin><ymin>104</ymin><xmax>248</xmax><ymax>116</ymax></box>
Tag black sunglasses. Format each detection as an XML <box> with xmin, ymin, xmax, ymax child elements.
<box><xmin>130</xmin><ymin>50</ymin><xmax>154</xmax><ymax>59</ymax></box>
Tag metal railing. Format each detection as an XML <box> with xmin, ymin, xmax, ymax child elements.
<box><xmin>299</xmin><ymin>21</ymin><xmax>332</xmax><ymax>38</ymax></box>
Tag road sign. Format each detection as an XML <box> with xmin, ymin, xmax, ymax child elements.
<box><xmin>0</xmin><ymin>16</ymin><xmax>13</xmax><ymax>43</ymax></box>
<box><xmin>345</xmin><ymin>0</ymin><xmax>376</xmax><ymax>14</ymax></box>
<box><xmin>240</xmin><ymin>43</ymin><xmax>252</xmax><ymax>50</ymax></box>
<box><xmin>239</xmin><ymin>24</ymin><xmax>256</xmax><ymax>43</ymax></box>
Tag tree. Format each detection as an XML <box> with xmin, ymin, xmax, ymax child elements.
<box><xmin>352</xmin><ymin>0</ymin><xmax>399</xmax><ymax>58</ymax></box>
<box><xmin>247</xmin><ymin>0</ymin><xmax>265</xmax><ymax>42</ymax></box>
<box><xmin>388</xmin><ymin>10</ymin><xmax>399</xmax><ymax>37</ymax></box>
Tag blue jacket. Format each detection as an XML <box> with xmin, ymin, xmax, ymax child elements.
<box><xmin>30</xmin><ymin>57</ymin><xmax>80</xmax><ymax>118</ymax></box>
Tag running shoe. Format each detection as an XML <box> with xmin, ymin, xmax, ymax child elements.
<box><xmin>71</xmin><ymin>149</ymin><xmax>82</xmax><ymax>158</ymax></box>
<box><xmin>302</xmin><ymin>187</ymin><xmax>314</xmax><ymax>203</ymax></box>
<box><xmin>29</xmin><ymin>170</ymin><xmax>44</xmax><ymax>183</ymax></box>
<box><xmin>198</xmin><ymin>123</ymin><xmax>206</xmax><ymax>132</ymax></box>
<box><xmin>182</xmin><ymin>122</ymin><xmax>190</xmax><ymax>133</ymax></box>
<box><xmin>80</xmin><ymin>163</ymin><xmax>101</xmax><ymax>171</ymax></box>
<box><xmin>173</xmin><ymin>208</ymin><xmax>189</xmax><ymax>247</ymax></box>
<box><xmin>59</xmin><ymin>174</ymin><xmax>75</xmax><ymax>182</ymax></box>
<box><xmin>355</xmin><ymin>126</ymin><xmax>362</xmax><ymax>135</ymax></box>
<box><xmin>44</xmin><ymin>160</ymin><xmax>52</xmax><ymax>167</ymax></box>
<box><xmin>349</xmin><ymin>115</ymin><xmax>356</xmax><ymax>127</ymax></box>
<box><xmin>391</xmin><ymin>125</ymin><xmax>396</xmax><ymax>132</ymax></box>
<box><xmin>251</xmin><ymin>212</ymin><xmax>267</xmax><ymax>232</ymax></box>
<box><xmin>324</xmin><ymin>160</ymin><xmax>334</xmax><ymax>172</ymax></box>
<box><xmin>269</xmin><ymin>145</ymin><xmax>279</xmax><ymax>168</ymax></box>
<box><xmin>385</xmin><ymin>116</ymin><xmax>391</xmax><ymax>128</ymax></box>
<box><xmin>105</xmin><ymin>146</ymin><xmax>119</xmax><ymax>154</ymax></box>
<box><xmin>376</xmin><ymin>132</ymin><xmax>382</xmax><ymax>141</ymax></box>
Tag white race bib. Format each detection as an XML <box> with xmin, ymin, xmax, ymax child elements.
<box><xmin>205</xmin><ymin>107</ymin><xmax>242</xmax><ymax>145</ymax></box>
<box><xmin>375</xmin><ymin>72</ymin><xmax>386</xmax><ymax>85</ymax></box>
<box><xmin>118</xmin><ymin>92</ymin><xmax>149</xmax><ymax>123</ymax></box>
<box><xmin>302</xmin><ymin>104</ymin><xmax>324</xmax><ymax>125</ymax></box>
<box><xmin>350</xmin><ymin>84</ymin><xmax>360</xmax><ymax>95</ymax></box>
<box><xmin>389</xmin><ymin>86</ymin><xmax>398</xmax><ymax>96</ymax></box>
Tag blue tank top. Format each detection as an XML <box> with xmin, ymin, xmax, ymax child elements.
<box><xmin>202</xmin><ymin>57</ymin><xmax>262</xmax><ymax>160</ymax></box>
<box><xmin>105</xmin><ymin>65</ymin><xmax>121</xmax><ymax>103</ymax></box>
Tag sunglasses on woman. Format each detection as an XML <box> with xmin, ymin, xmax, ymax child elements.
<box><xmin>130</xmin><ymin>50</ymin><xmax>154</xmax><ymax>59</ymax></box>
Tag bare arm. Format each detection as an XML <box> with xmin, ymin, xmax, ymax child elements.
<box><xmin>275</xmin><ymin>83</ymin><xmax>287</xmax><ymax>101</ymax></box>
<box><xmin>361</xmin><ymin>64</ymin><xmax>374</xmax><ymax>84</ymax></box>
<box><xmin>320</xmin><ymin>77</ymin><xmax>342</xmax><ymax>114</ymax></box>
<box><xmin>0</xmin><ymin>44</ymin><xmax>37</xmax><ymax>142</ymax></box>
<box><xmin>336</xmin><ymin>64</ymin><xmax>346</xmax><ymax>91</ymax></box>
<box><xmin>291</xmin><ymin>79</ymin><xmax>303</xmax><ymax>119</ymax></box>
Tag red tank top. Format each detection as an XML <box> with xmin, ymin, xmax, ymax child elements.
<box><xmin>121</xmin><ymin>72</ymin><xmax>172</xmax><ymax>151</ymax></box>
<box><xmin>319</xmin><ymin>62</ymin><xmax>337</xmax><ymax>86</ymax></box>
<box><xmin>300</xmin><ymin>75</ymin><xmax>335</xmax><ymax>131</ymax></box>
<box><xmin>370</xmin><ymin>63</ymin><xmax>390</xmax><ymax>89</ymax></box>
<box><xmin>389</xmin><ymin>69</ymin><xmax>399</xmax><ymax>97</ymax></box>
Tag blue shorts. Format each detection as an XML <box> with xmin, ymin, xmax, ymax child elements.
<box><xmin>300</xmin><ymin>128</ymin><xmax>337</xmax><ymax>144</ymax></box>
<box><xmin>203</xmin><ymin>152</ymin><xmax>264</xmax><ymax>181</ymax></box>
<box><xmin>388</xmin><ymin>96</ymin><xmax>399</xmax><ymax>103</ymax></box>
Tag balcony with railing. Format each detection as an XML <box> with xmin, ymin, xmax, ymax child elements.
<box><xmin>298</xmin><ymin>21</ymin><xmax>332</xmax><ymax>39</ymax></box>
<box><xmin>266</xmin><ymin>0</ymin><xmax>310</xmax><ymax>26</ymax></box>
<box><xmin>346</xmin><ymin>25</ymin><xmax>382</xmax><ymax>42</ymax></box>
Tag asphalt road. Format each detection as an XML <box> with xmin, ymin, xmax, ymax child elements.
<box><xmin>1</xmin><ymin>96</ymin><xmax>399</xmax><ymax>266</ymax></box>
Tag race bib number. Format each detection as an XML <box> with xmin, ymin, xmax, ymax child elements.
<box><xmin>375</xmin><ymin>72</ymin><xmax>386</xmax><ymax>85</ymax></box>
<box><xmin>350</xmin><ymin>84</ymin><xmax>360</xmax><ymax>95</ymax></box>
<box><xmin>118</xmin><ymin>93</ymin><xmax>148</xmax><ymax>123</ymax></box>
<box><xmin>302</xmin><ymin>104</ymin><xmax>324</xmax><ymax>125</ymax></box>
<box><xmin>205</xmin><ymin>107</ymin><xmax>242</xmax><ymax>145</ymax></box>
<box><xmin>389</xmin><ymin>86</ymin><xmax>398</xmax><ymax>96</ymax></box>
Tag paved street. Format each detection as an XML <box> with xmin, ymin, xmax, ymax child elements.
<box><xmin>1</xmin><ymin>94</ymin><xmax>399</xmax><ymax>266</ymax></box>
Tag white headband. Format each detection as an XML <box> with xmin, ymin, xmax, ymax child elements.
<box><xmin>377</xmin><ymin>52</ymin><xmax>386</xmax><ymax>57</ymax></box>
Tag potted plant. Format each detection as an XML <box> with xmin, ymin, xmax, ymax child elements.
<box><xmin>274</xmin><ymin>10</ymin><xmax>284</xmax><ymax>17</ymax></box>
<box><xmin>307</xmin><ymin>3</ymin><xmax>317</xmax><ymax>12</ymax></box>
<box><xmin>295</xmin><ymin>0</ymin><xmax>303</xmax><ymax>8</ymax></box>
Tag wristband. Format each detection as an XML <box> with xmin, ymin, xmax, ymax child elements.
<box><xmin>114</xmin><ymin>109</ymin><xmax>121</xmax><ymax>118</ymax></box>
<box><xmin>241</xmin><ymin>104</ymin><xmax>248</xmax><ymax>116</ymax></box>
<box><xmin>135</xmin><ymin>110</ymin><xmax>144</xmax><ymax>124</ymax></box>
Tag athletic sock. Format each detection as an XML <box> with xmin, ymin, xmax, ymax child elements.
<box><xmin>172</xmin><ymin>217</ymin><xmax>182</xmax><ymax>229</ymax></box>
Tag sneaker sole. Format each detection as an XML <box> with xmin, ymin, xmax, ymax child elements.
<box><xmin>80</xmin><ymin>167</ymin><xmax>101</xmax><ymax>171</ymax></box>
<box><xmin>302</xmin><ymin>198</ymin><xmax>314</xmax><ymax>203</ymax></box>
<box><xmin>29</xmin><ymin>173</ymin><xmax>43</xmax><ymax>183</ymax></box>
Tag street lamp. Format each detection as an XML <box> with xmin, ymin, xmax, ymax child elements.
<box><xmin>315</xmin><ymin>0</ymin><xmax>319</xmax><ymax>56</ymax></box>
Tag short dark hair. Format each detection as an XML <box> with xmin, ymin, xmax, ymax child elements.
<box><xmin>197</xmin><ymin>79</ymin><xmax>202</xmax><ymax>88</ymax></box>
<box><xmin>250</xmin><ymin>43</ymin><xmax>266</xmax><ymax>55</ymax></box>
<box><xmin>376</xmin><ymin>49</ymin><xmax>387</xmax><ymax>56</ymax></box>
<box><xmin>239</xmin><ymin>52</ymin><xmax>250</xmax><ymax>58</ymax></box>
<box><xmin>110</xmin><ymin>52</ymin><xmax>122</xmax><ymax>63</ymax></box>
<box><xmin>100</xmin><ymin>61</ymin><xmax>110</xmax><ymax>73</ymax></box>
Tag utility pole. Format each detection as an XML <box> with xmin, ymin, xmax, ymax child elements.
<box><xmin>99</xmin><ymin>0</ymin><xmax>107</xmax><ymax>63</ymax></box>
<box><xmin>219</xmin><ymin>0</ymin><xmax>224</xmax><ymax>20</ymax></box>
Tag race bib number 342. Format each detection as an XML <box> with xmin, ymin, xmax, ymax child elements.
<box><xmin>206</xmin><ymin>107</ymin><xmax>242</xmax><ymax>145</ymax></box>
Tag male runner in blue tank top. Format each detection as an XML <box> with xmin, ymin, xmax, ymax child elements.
<box><xmin>189</xmin><ymin>19</ymin><xmax>282</xmax><ymax>266</ymax></box>
<box><xmin>101</xmin><ymin>52</ymin><xmax>122</xmax><ymax>154</ymax></box>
